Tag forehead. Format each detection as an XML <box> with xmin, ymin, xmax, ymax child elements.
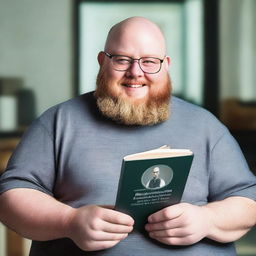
<box><xmin>105</xmin><ymin>21</ymin><xmax>166</xmax><ymax>57</ymax></box>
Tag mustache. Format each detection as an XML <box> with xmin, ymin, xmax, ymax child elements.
<box><xmin>121</xmin><ymin>79</ymin><xmax>147</xmax><ymax>85</ymax></box>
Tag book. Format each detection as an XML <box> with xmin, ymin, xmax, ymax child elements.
<box><xmin>115</xmin><ymin>146</ymin><xmax>194</xmax><ymax>231</ymax></box>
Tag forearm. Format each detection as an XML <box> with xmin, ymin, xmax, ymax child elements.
<box><xmin>0</xmin><ymin>188</ymin><xmax>74</xmax><ymax>241</ymax></box>
<box><xmin>203</xmin><ymin>196</ymin><xmax>256</xmax><ymax>243</ymax></box>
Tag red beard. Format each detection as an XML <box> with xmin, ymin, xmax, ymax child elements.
<box><xmin>94</xmin><ymin>67</ymin><xmax>172</xmax><ymax>125</ymax></box>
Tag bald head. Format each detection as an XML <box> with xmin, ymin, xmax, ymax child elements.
<box><xmin>95</xmin><ymin>16</ymin><xmax>171</xmax><ymax>126</ymax></box>
<box><xmin>104</xmin><ymin>17</ymin><xmax>167</xmax><ymax>57</ymax></box>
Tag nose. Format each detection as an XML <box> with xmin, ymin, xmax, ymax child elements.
<box><xmin>125</xmin><ymin>60</ymin><xmax>144</xmax><ymax>78</ymax></box>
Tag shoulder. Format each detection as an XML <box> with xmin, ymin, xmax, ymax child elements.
<box><xmin>170</xmin><ymin>96</ymin><xmax>229</xmax><ymax>140</ymax></box>
<box><xmin>26</xmin><ymin>91</ymin><xmax>99</xmax><ymax>137</ymax></box>
<box><xmin>171</xmin><ymin>96</ymin><xmax>215</xmax><ymax>119</ymax></box>
<box><xmin>172</xmin><ymin>96</ymin><xmax>223</xmax><ymax>124</ymax></box>
<box><xmin>42</xmin><ymin>91</ymin><xmax>95</xmax><ymax>115</ymax></box>
<box><xmin>38</xmin><ymin>91</ymin><xmax>98</xmax><ymax>122</ymax></box>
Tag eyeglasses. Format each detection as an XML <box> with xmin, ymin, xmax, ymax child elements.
<box><xmin>104</xmin><ymin>52</ymin><xmax>165</xmax><ymax>74</ymax></box>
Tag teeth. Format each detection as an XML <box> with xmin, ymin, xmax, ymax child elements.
<box><xmin>124</xmin><ymin>84</ymin><xmax>144</xmax><ymax>88</ymax></box>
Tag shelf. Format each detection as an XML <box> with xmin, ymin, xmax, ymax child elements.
<box><xmin>0</xmin><ymin>129</ymin><xmax>26</xmax><ymax>139</ymax></box>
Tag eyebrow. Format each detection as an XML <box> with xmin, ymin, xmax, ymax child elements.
<box><xmin>110</xmin><ymin>52</ymin><xmax>163</xmax><ymax>58</ymax></box>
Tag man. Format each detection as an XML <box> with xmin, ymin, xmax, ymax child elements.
<box><xmin>0</xmin><ymin>17</ymin><xmax>256</xmax><ymax>256</ymax></box>
<box><xmin>146</xmin><ymin>167</ymin><xmax>166</xmax><ymax>189</ymax></box>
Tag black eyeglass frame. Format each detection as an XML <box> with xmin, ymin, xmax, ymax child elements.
<box><xmin>104</xmin><ymin>52</ymin><xmax>165</xmax><ymax>74</ymax></box>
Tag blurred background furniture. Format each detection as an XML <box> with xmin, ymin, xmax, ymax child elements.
<box><xmin>220</xmin><ymin>99</ymin><xmax>256</xmax><ymax>174</ymax></box>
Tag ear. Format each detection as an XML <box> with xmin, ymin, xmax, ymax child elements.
<box><xmin>165</xmin><ymin>56</ymin><xmax>171</xmax><ymax>68</ymax></box>
<box><xmin>97</xmin><ymin>51</ymin><xmax>105</xmax><ymax>66</ymax></box>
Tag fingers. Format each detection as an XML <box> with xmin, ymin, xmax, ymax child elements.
<box><xmin>145</xmin><ymin>217</ymin><xmax>183</xmax><ymax>231</ymax></box>
<box><xmin>146</xmin><ymin>221</ymin><xmax>200</xmax><ymax>246</ymax></box>
<box><xmin>85</xmin><ymin>227</ymin><xmax>129</xmax><ymax>242</ymax></box>
<box><xmin>101</xmin><ymin>207</ymin><xmax>134</xmax><ymax>227</ymax></box>
<box><xmin>146</xmin><ymin>204</ymin><xmax>185</xmax><ymax>233</ymax></box>
<box><xmin>87</xmin><ymin>216</ymin><xmax>133</xmax><ymax>237</ymax></box>
<box><xmin>145</xmin><ymin>203</ymin><xmax>209</xmax><ymax>246</ymax></box>
<box><xmin>145</xmin><ymin>218</ymin><xmax>192</xmax><ymax>244</ymax></box>
<box><xmin>85</xmin><ymin>206</ymin><xmax>134</xmax><ymax>237</ymax></box>
<box><xmin>69</xmin><ymin>205</ymin><xmax>134</xmax><ymax>251</ymax></box>
<box><xmin>148</xmin><ymin>226</ymin><xmax>192</xmax><ymax>238</ymax></box>
<box><xmin>148</xmin><ymin>204</ymin><xmax>184</xmax><ymax>223</ymax></box>
<box><xmin>101</xmin><ymin>220</ymin><xmax>134</xmax><ymax>234</ymax></box>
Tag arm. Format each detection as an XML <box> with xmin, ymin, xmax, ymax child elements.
<box><xmin>203</xmin><ymin>197</ymin><xmax>256</xmax><ymax>242</ymax></box>
<box><xmin>145</xmin><ymin>196</ymin><xmax>256</xmax><ymax>246</ymax></box>
<box><xmin>0</xmin><ymin>188</ymin><xmax>134</xmax><ymax>251</ymax></box>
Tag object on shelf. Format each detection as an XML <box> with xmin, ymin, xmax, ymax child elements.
<box><xmin>17</xmin><ymin>88</ymin><xmax>36</xmax><ymax>127</ymax></box>
<box><xmin>0</xmin><ymin>77</ymin><xmax>23</xmax><ymax>95</ymax></box>
<box><xmin>0</xmin><ymin>95</ymin><xmax>17</xmax><ymax>132</ymax></box>
<box><xmin>0</xmin><ymin>77</ymin><xmax>36</xmax><ymax>131</ymax></box>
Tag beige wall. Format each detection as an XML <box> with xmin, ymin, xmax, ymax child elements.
<box><xmin>0</xmin><ymin>0</ymin><xmax>73</xmax><ymax>251</ymax></box>
<box><xmin>0</xmin><ymin>0</ymin><xmax>73</xmax><ymax>116</ymax></box>
<box><xmin>220</xmin><ymin>0</ymin><xmax>256</xmax><ymax>101</ymax></box>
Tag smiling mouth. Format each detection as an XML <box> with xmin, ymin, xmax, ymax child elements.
<box><xmin>122</xmin><ymin>84</ymin><xmax>146</xmax><ymax>88</ymax></box>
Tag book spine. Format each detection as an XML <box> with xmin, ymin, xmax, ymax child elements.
<box><xmin>114</xmin><ymin>160</ymin><xmax>125</xmax><ymax>209</ymax></box>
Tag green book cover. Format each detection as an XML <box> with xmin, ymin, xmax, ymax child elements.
<box><xmin>115</xmin><ymin>146</ymin><xmax>194</xmax><ymax>231</ymax></box>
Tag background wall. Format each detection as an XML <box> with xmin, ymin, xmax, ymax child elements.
<box><xmin>0</xmin><ymin>0</ymin><xmax>73</xmax><ymax>254</ymax></box>
<box><xmin>0</xmin><ymin>0</ymin><xmax>73</xmax><ymax>116</ymax></box>
<box><xmin>220</xmin><ymin>0</ymin><xmax>256</xmax><ymax>101</ymax></box>
<box><xmin>1</xmin><ymin>0</ymin><xmax>255</xmax><ymax>117</ymax></box>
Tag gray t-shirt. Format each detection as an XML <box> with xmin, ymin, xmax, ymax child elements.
<box><xmin>1</xmin><ymin>92</ymin><xmax>256</xmax><ymax>256</ymax></box>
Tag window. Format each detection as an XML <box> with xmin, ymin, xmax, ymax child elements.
<box><xmin>76</xmin><ymin>0</ymin><xmax>204</xmax><ymax>105</ymax></box>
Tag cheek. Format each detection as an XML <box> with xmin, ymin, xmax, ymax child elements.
<box><xmin>104</xmin><ymin>73</ymin><xmax>124</xmax><ymax>97</ymax></box>
<box><xmin>102</xmin><ymin>68</ymin><xmax>122</xmax><ymax>85</ymax></box>
<box><xmin>107</xmin><ymin>69</ymin><xmax>124</xmax><ymax>83</ymax></box>
<box><xmin>147</xmin><ymin>73</ymin><xmax>170</xmax><ymax>95</ymax></box>
<box><xmin>146</xmin><ymin>74</ymin><xmax>165</xmax><ymax>88</ymax></box>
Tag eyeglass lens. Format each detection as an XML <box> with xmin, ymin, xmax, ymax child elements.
<box><xmin>111</xmin><ymin>56</ymin><xmax>162</xmax><ymax>74</ymax></box>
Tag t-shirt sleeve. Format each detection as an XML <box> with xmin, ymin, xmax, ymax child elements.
<box><xmin>208</xmin><ymin>130</ymin><xmax>256</xmax><ymax>202</ymax></box>
<box><xmin>0</xmin><ymin>118</ymin><xmax>55</xmax><ymax>196</ymax></box>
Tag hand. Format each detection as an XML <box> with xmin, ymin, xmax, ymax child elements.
<box><xmin>145</xmin><ymin>203</ymin><xmax>210</xmax><ymax>246</ymax></box>
<box><xmin>67</xmin><ymin>205</ymin><xmax>134</xmax><ymax>251</ymax></box>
